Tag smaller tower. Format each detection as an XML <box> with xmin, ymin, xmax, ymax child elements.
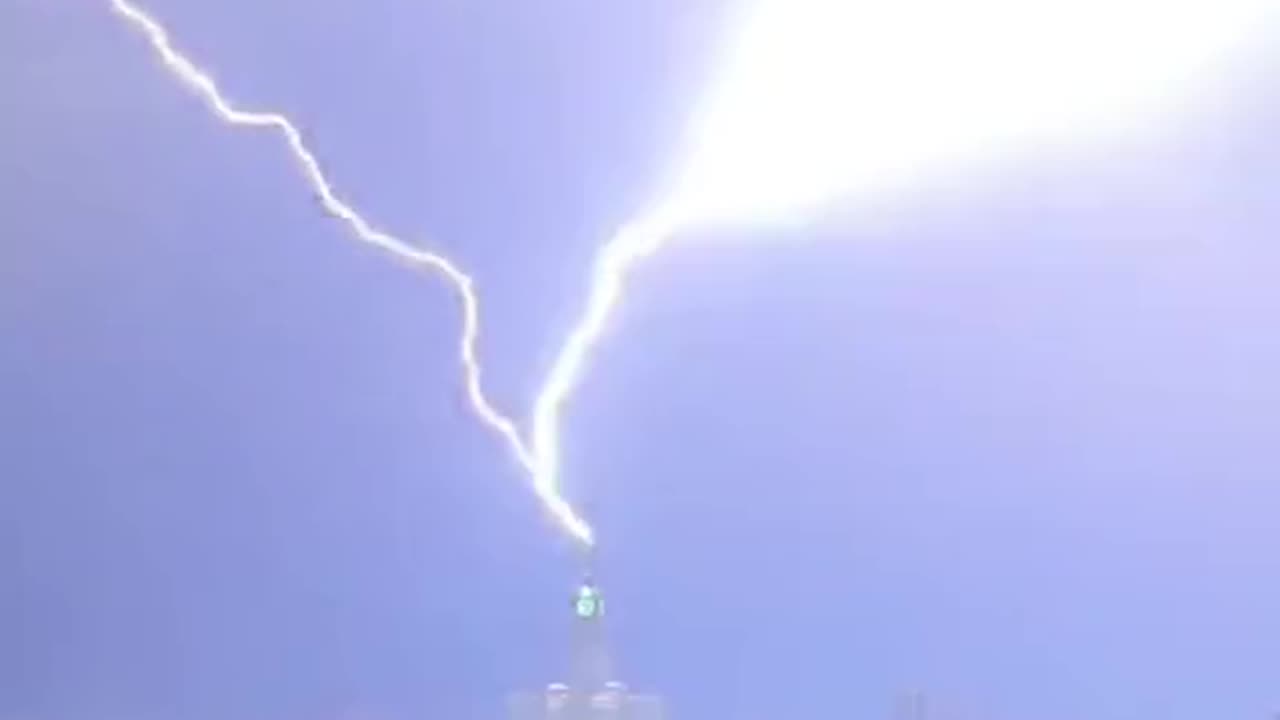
<box><xmin>893</xmin><ymin>691</ymin><xmax>928</xmax><ymax>720</ymax></box>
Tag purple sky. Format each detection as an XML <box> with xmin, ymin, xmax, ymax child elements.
<box><xmin>2</xmin><ymin>2</ymin><xmax>1278</xmax><ymax>719</ymax></box>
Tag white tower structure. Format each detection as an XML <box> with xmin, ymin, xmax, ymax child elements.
<box><xmin>508</xmin><ymin>556</ymin><xmax>665</xmax><ymax>720</ymax></box>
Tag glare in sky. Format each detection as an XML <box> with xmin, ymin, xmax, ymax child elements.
<box><xmin>530</xmin><ymin>0</ymin><xmax>1270</xmax><ymax>539</ymax></box>
<box><xmin>665</xmin><ymin>0</ymin><xmax>1271</xmax><ymax>225</ymax></box>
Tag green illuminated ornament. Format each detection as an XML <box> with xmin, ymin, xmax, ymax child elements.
<box><xmin>575</xmin><ymin>586</ymin><xmax>602</xmax><ymax>618</ymax></box>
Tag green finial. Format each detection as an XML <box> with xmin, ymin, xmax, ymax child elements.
<box><xmin>575</xmin><ymin>586</ymin><xmax>603</xmax><ymax>618</ymax></box>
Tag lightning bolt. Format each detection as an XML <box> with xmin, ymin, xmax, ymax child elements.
<box><xmin>107</xmin><ymin>0</ymin><xmax>1265</xmax><ymax>551</ymax></box>
<box><xmin>108</xmin><ymin>0</ymin><xmax>593</xmax><ymax>545</ymax></box>
<box><xmin>527</xmin><ymin>210</ymin><xmax>686</xmax><ymax>520</ymax></box>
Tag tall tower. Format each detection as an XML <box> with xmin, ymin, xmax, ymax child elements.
<box><xmin>507</xmin><ymin>553</ymin><xmax>665</xmax><ymax>720</ymax></box>
<box><xmin>569</xmin><ymin>565</ymin><xmax>611</xmax><ymax>694</ymax></box>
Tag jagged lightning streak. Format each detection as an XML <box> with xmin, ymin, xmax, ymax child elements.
<box><xmin>111</xmin><ymin>0</ymin><xmax>1266</xmax><ymax>551</ymax></box>
<box><xmin>529</xmin><ymin>209</ymin><xmax>686</xmax><ymax>515</ymax></box>
<box><xmin>108</xmin><ymin>0</ymin><xmax>594</xmax><ymax>545</ymax></box>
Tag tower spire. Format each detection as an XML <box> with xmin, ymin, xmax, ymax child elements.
<box><xmin>569</xmin><ymin>543</ymin><xmax>611</xmax><ymax>694</ymax></box>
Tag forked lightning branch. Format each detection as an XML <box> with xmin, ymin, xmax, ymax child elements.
<box><xmin>106</xmin><ymin>0</ymin><xmax>1266</xmax><ymax>548</ymax></box>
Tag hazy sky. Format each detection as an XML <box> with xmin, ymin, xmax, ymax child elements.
<box><xmin>2</xmin><ymin>2</ymin><xmax>1278</xmax><ymax>719</ymax></box>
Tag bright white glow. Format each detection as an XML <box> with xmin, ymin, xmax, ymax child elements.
<box><xmin>668</xmin><ymin>0</ymin><xmax>1269</xmax><ymax>224</ymax></box>
<box><xmin>529</xmin><ymin>0</ymin><xmax>1267</xmax><ymax>528</ymax></box>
